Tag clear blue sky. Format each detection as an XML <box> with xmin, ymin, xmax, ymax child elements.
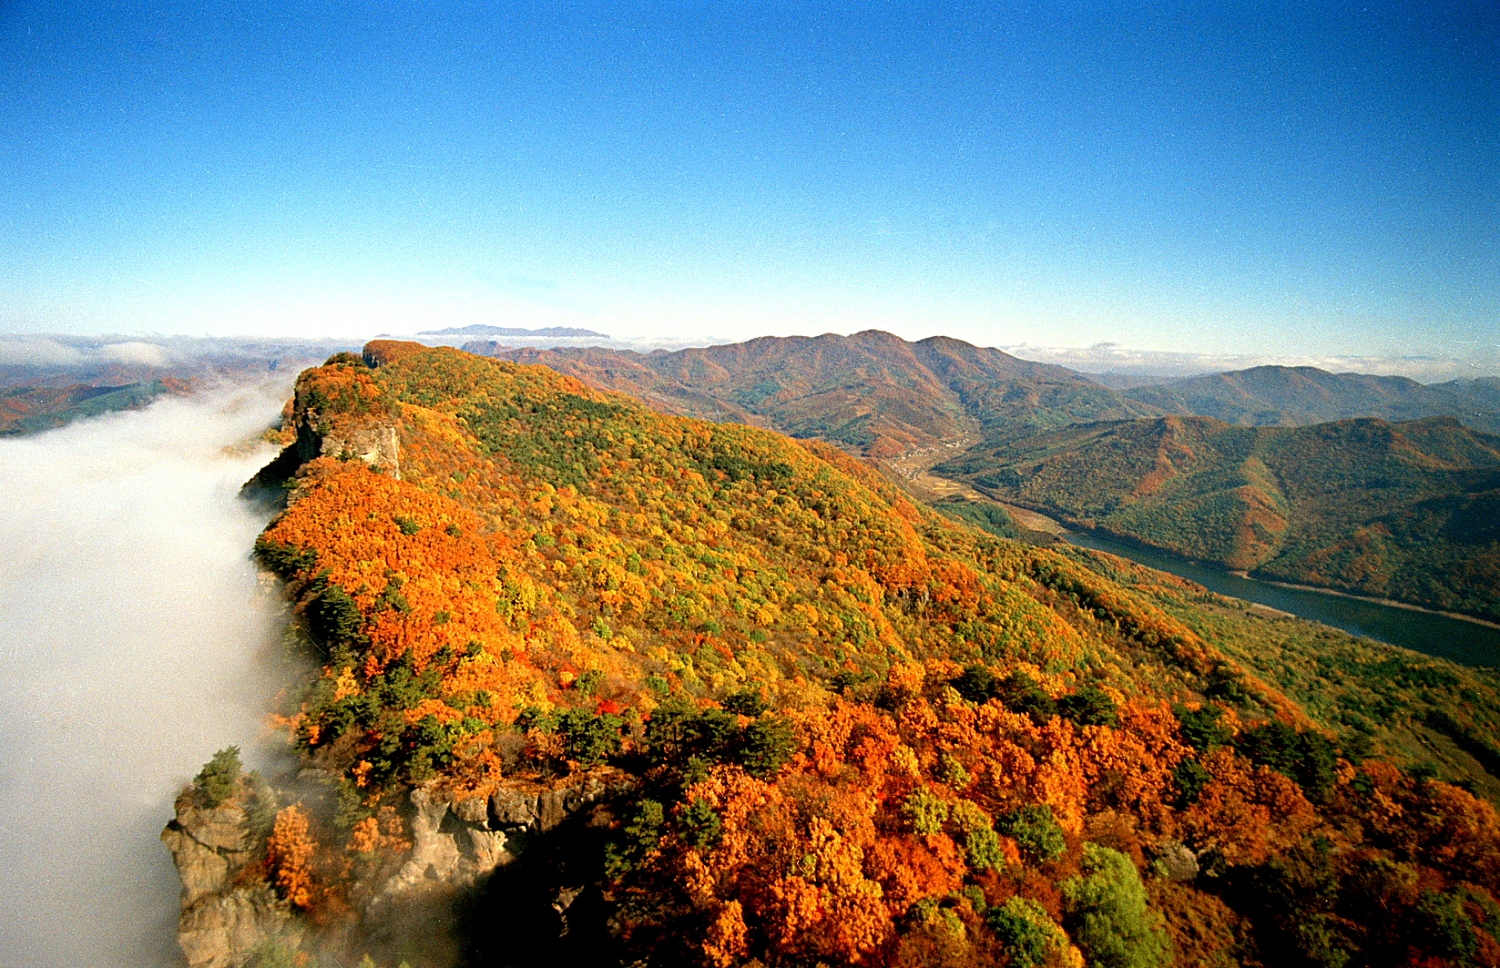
<box><xmin>1</xmin><ymin>1</ymin><xmax>1495</xmax><ymax>364</ymax></box>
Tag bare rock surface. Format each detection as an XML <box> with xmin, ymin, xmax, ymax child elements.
<box><xmin>162</xmin><ymin>787</ymin><xmax>297</xmax><ymax>968</ymax></box>
<box><xmin>373</xmin><ymin>769</ymin><xmax>631</xmax><ymax>906</ymax></box>
<box><xmin>165</xmin><ymin>769</ymin><xmax>635</xmax><ymax>966</ymax></box>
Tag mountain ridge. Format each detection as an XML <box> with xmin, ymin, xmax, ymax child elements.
<box><xmin>1125</xmin><ymin>364</ymin><xmax>1500</xmax><ymax>434</ymax></box>
<box><xmin>464</xmin><ymin>329</ymin><xmax>1162</xmax><ymax>459</ymax></box>
<box><xmin>169</xmin><ymin>340</ymin><xmax>1500</xmax><ymax>968</ymax></box>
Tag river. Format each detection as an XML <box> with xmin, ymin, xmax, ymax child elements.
<box><xmin>1063</xmin><ymin>531</ymin><xmax>1500</xmax><ymax>669</ymax></box>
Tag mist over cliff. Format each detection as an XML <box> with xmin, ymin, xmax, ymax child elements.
<box><xmin>0</xmin><ymin>382</ymin><xmax>295</xmax><ymax>968</ymax></box>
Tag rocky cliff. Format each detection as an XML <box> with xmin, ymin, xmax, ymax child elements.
<box><xmin>163</xmin><ymin>765</ymin><xmax>633</xmax><ymax>968</ymax></box>
<box><xmin>241</xmin><ymin>350</ymin><xmax>402</xmax><ymax>503</ymax></box>
<box><xmin>161</xmin><ymin>780</ymin><xmax>299</xmax><ymax>968</ymax></box>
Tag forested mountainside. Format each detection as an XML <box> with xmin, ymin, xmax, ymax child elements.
<box><xmin>456</xmin><ymin>333</ymin><xmax>1500</xmax><ymax>622</ymax></box>
<box><xmin>465</xmin><ymin>330</ymin><xmax>1160</xmax><ymax>458</ymax></box>
<box><xmin>1124</xmin><ymin>367</ymin><xmax>1500</xmax><ymax>435</ymax></box>
<box><xmin>0</xmin><ymin>378</ymin><xmax>179</xmax><ymax>435</ymax></box>
<box><xmin>176</xmin><ymin>342</ymin><xmax>1500</xmax><ymax>968</ymax></box>
<box><xmin>937</xmin><ymin>415</ymin><xmax>1500</xmax><ymax>623</ymax></box>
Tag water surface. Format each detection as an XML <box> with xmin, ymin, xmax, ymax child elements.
<box><xmin>1064</xmin><ymin>531</ymin><xmax>1500</xmax><ymax>669</ymax></box>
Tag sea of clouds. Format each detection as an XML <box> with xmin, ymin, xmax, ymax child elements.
<box><xmin>0</xmin><ymin>380</ymin><xmax>298</xmax><ymax>968</ymax></box>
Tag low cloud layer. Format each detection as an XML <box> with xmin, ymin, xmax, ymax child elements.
<box><xmin>0</xmin><ymin>380</ymin><xmax>297</xmax><ymax>967</ymax></box>
<box><xmin>0</xmin><ymin>335</ymin><xmax>187</xmax><ymax>368</ymax></box>
<box><xmin>1001</xmin><ymin>341</ymin><xmax>1500</xmax><ymax>384</ymax></box>
<box><xmin>0</xmin><ymin>333</ymin><xmax>352</xmax><ymax>374</ymax></box>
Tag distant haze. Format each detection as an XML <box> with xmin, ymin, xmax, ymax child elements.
<box><xmin>0</xmin><ymin>383</ymin><xmax>295</xmax><ymax>967</ymax></box>
<box><xmin>6</xmin><ymin>331</ymin><xmax>1493</xmax><ymax>388</ymax></box>
<box><xmin>1001</xmin><ymin>342</ymin><xmax>1500</xmax><ymax>385</ymax></box>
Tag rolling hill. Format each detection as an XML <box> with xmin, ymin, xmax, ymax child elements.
<box><xmin>465</xmin><ymin>330</ymin><xmax>1162</xmax><ymax>458</ymax></box>
<box><xmin>0</xmin><ymin>379</ymin><xmax>178</xmax><ymax>435</ymax></box>
<box><xmin>939</xmin><ymin>414</ymin><xmax>1500</xmax><ymax>622</ymax></box>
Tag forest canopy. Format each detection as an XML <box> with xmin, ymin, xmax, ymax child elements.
<box><xmin>194</xmin><ymin>342</ymin><xmax>1500</xmax><ymax>968</ymax></box>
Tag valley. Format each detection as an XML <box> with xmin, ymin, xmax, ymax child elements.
<box><xmin>873</xmin><ymin>414</ymin><xmax>1500</xmax><ymax>664</ymax></box>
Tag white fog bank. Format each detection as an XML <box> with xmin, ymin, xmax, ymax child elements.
<box><xmin>0</xmin><ymin>381</ymin><xmax>297</xmax><ymax>968</ymax></box>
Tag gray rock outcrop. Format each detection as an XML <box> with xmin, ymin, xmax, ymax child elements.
<box><xmin>370</xmin><ymin>770</ymin><xmax>631</xmax><ymax>909</ymax></box>
<box><xmin>164</xmin><ymin>769</ymin><xmax>635</xmax><ymax>967</ymax></box>
<box><xmin>161</xmin><ymin>789</ymin><xmax>299</xmax><ymax>968</ymax></box>
<box><xmin>293</xmin><ymin>414</ymin><xmax>401</xmax><ymax>480</ymax></box>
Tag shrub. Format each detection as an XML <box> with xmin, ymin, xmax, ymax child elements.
<box><xmin>1062</xmin><ymin>842</ymin><xmax>1173</xmax><ymax>968</ymax></box>
<box><xmin>193</xmin><ymin>746</ymin><xmax>242</xmax><ymax>808</ymax></box>
<box><xmin>679</xmin><ymin>798</ymin><xmax>722</xmax><ymax>849</ymax></box>
<box><xmin>1058</xmin><ymin>685</ymin><xmax>1120</xmax><ymax>728</ymax></box>
<box><xmin>722</xmin><ymin>688</ymin><xmax>768</xmax><ymax>717</ymax></box>
<box><xmin>253</xmin><ymin>536</ymin><xmax>318</xmax><ymax>578</ymax></box>
<box><xmin>997</xmin><ymin>804</ymin><xmax>1066</xmax><ymax>863</ymax></box>
<box><xmin>309</xmin><ymin>582</ymin><xmax>365</xmax><ymax>648</ymax></box>
<box><xmin>964</xmin><ymin>825</ymin><xmax>1007</xmax><ymax>872</ymax></box>
<box><xmin>559</xmin><ymin>709</ymin><xmax>624</xmax><ymax>767</ymax></box>
<box><xmin>606</xmin><ymin>798</ymin><xmax>665</xmax><ymax>880</ymax></box>
<box><xmin>902</xmin><ymin>789</ymin><xmax>949</xmax><ymax>837</ymax></box>
<box><xmin>986</xmin><ymin>897</ymin><xmax>1068</xmax><ymax>968</ymax></box>
<box><xmin>952</xmin><ymin>663</ymin><xmax>998</xmax><ymax>703</ymax></box>
<box><xmin>1174</xmin><ymin>702</ymin><xmax>1232</xmax><ymax>751</ymax></box>
<box><xmin>1235</xmin><ymin>721</ymin><xmax>1339</xmax><ymax>801</ymax></box>
<box><xmin>996</xmin><ymin>671</ymin><xmax>1057</xmax><ymax>722</ymax></box>
<box><xmin>1409</xmin><ymin>889</ymin><xmax>1478</xmax><ymax>964</ymax></box>
<box><xmin>738</xmin><ymin>716</ymin><xmax>796</xmax><ymax>778</ymax></box>
<box><xmin>1172</xmin><ymin>758</ymin><xmax>1212</xmax><ymax>807</ymax></box>
<box><xmin>575</xmin><ymin>668</ymin><xmax>605</xmax><ymax>697</ymax></box>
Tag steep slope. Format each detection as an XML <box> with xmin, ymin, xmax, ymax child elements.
<box><xmin>175</xmin><ymin>342</ymin><xmax>1500</xmax><ymax>968</ymax></box>
<box><xmin>466</xmin><ymin>330</ymin><xmax>1161</xmax><ymax>458</ymax></box>
<box><xmin>1127</xmin><ymin>365</ymin><xmax>1500</xmax><ymax>434</ymax></box>
<box><xmin>941</xmin><ymin>414</ymin><xmax>1500</xmax><ymax>621</ymax></box>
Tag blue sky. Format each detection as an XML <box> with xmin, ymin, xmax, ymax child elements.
<box><xmin>1</xmin><ymin>1</ymin><xmax>1495</xmax><ymax>368</ymax></box>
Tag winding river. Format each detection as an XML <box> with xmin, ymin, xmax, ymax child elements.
<box><xmin>1062</xmin><ymin>531</ymin><xmax>1500</xmax><ymax>669</ymax></box>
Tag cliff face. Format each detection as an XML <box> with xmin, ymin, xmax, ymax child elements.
<box><xmin>163</xmin><ymin>769</ymin><xmax>632</xmax><ymax>968</ymax></box>
<box><xmin>291</xmin><ymin>412</ymin><xmax>401</xmax><ymax>480</ymax></box>
<box><xmin>160</xmin><ymin>787</ymin><xmax>298</xmax><ymax>968</ymax></box>
<box><xmin>241</xmin><ymin>354</ymin><xmax>401</xmax><ymax>502</ymax></box>
<box><xmin>381</xmin><ymin>771</ymin><xmax>629</xmax><ymax>898</ymax></box>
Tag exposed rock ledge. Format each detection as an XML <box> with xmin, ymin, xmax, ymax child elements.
<box><xmin>292</xmin><ymin>412</ymin><xmax>401</xmax><ymax>481</ymax></box>
<box><xmin>160</xmin><ymin>789</ymin><xmax>299</xmax><ymax>968</ymax></box>
<box><xmin>359</xmin><ymin>771</ymin><xmax>633</xmax><ymax>956</ymax></box>
<box><xmin>164</xmin><ymin>770</ymin><xmax>633</xmax><ymax>968</ymax></box>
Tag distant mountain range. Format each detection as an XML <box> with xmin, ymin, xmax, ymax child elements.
<box><xmin>421</xmin><ymin>324</ymin><xmax>610</xmax><ymax>338</ymax></box>
<box><xmin>465</xmin><ymin>330</ymin><xmax>1159</xmax><ymax>457</ymax></box>
<box><xmin>1126</xmin><ymin>365</ymin><xmax>1500</xmax><ymax>434</ymax></box>
<box><xmin>468</xmin><ymin>330</ymin><xmax>1500</xmax><ymax>448</ymax></box>
<box><xmin>0</xmin><ymin>335</ymin><xmax>345</xmax><ymax>436</ymax></box>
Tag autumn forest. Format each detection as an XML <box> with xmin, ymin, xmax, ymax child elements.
<box><xmin>176</xmin><ymin>341</ymin><xmax>1500</xmax><ymax>968</ymax></box>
